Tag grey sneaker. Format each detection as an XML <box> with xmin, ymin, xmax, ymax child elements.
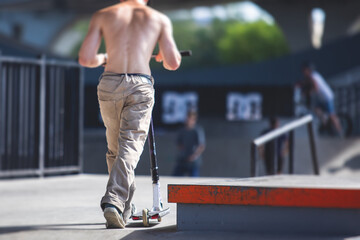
<box><xmin>103</xmin><ymin>204</ymin><xmax>125</xmax><ymax>229</ymax></box>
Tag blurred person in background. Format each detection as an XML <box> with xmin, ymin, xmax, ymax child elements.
<box><xmin>78</xmin><ymin>0</ymin><xmax>181</xmax><ymax>229</ymax></box>
<box><xmin>301</xmin><ymin>62</ymin><xmax>343</xmax><ymax>137</ymax></box>
<box><xmin>173</xmin><ymin>110</ymin><xmax>206</xmax><ymax>177</ymax></box>
<box><xmin>259</xmin><ymin>117</ymin><xmax>288</xmax><ymax>175</ymax></box>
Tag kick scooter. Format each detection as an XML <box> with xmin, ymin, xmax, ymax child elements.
<box><xmin>130</xmin><ymin>118</ymin><xmax>170</xmax><ymax>226</ymax></box>
<box><xmin>130</xmin><ymin>50</ymin><xmax>192</xmax><ymax>226</ymax></box>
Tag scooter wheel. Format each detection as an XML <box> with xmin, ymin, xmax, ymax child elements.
<box><xmin>142</xmin><ymin>209</ymin><xmax>149</xmax><ymax>227</ymax></box>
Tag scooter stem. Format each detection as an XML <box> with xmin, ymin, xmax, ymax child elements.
<box><xmin>148</xmin><ymin>118</ymin><xmax>159</xmax><ymax>184</ymax></box>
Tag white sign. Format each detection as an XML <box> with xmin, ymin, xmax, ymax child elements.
<box><xmin>162</xmin><ymin>92</ymin><xmax>198</xmax><ymax>124</ymax></box>
<box><xmin>227</xmin><ymin>92</ymin><xmax>262</xmax><ymax>121</ymax></box>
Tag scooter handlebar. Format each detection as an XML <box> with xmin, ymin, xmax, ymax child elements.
<box><xmin>152</xmin><ymin>50</ymin><xmax>192</xmax><ymax>58</ymax></box>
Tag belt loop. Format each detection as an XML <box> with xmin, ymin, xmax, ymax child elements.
<box><xmin>98</xmin><ymin>73</ymin><xmax>104</xmax><ymax>83</ymax></box>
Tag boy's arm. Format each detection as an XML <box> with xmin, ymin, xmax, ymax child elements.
<box><xmin>309</xmin><ymin>75</ymin><xmax>319</xmax><ymax>93</ymax></box>
<box><xmin>188</xmin><ymin>127</ymin><xmax>206</xmax><ymax>162</ymax></box>
<box><xmin>188</xmin><ymin>144</ymin><xmax>205</xmax><ymax>162</ymax></box>
<box><xmin>155</xmin><ymin>15</ymin><xmax>181</xmax><ymax>71</ymax></box>
<box><xmin>78</xmin><ymin>12</ymin><xmax>107</xmax><ymax>68</ymax></box>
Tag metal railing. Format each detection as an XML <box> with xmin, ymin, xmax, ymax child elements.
<box><xmin>0</xmin><ymin>53</ymin><xmax>84</xmax><ymax>177</ymax></box>
<box><xmin>250</xmin><ymin>115</ymin><xmax>319</xmax><ymax>177</ymax></box>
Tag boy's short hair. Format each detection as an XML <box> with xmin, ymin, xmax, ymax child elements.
<box><xmin>187</xmin><ymin>109</ymin><xmax>198</xmax><ymax>118</ymax></box>
<box><xmin>269</xmin><ymin>116</ymin><xmax>278</xmax><ymax>128</ymax></box>
<box><xmin>302</xmin><ymin>61</ymin><xmax>316</xmax><ymax>71</ymax></box>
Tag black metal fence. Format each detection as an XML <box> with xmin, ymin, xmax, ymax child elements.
<box><xmin>0</xmin><ymin>54</ymin><xmax>83</xmax><ymax>177</ymax></box>
<box><xmin>330</xmin><ymin>68</ymin><xmax>360</xmax><ymax>135</ymax></box>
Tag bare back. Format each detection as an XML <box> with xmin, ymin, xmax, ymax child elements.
<box><xmin>78</xmin><ymin>0</ymin><xmax>180</xmax><ymax>73</ymax></box>
<box><xmin>97</xmin><ymin>3</ymin><xmax>163</xmax><ymax>74</ymax></box>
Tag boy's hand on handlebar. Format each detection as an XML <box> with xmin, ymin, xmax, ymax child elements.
<box><xmin>155</xmin><ymin>52</ymin><xmax>163</xmax><ymax>63</ymax></box>
<box><xmin>152</xmin><ymin>50</ymin><xmax>191</xmax><ymax>62</ymax></box>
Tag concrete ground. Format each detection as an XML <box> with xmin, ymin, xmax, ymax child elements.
<box><xmin>1</xmin><ymin>174</ymin><xmax>360</xmax><ymax>240</ymax></box>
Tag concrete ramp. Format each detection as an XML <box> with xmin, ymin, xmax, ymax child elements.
<box><xmin>168</xmin><ymin>175</ymin><xmax>360</xmax><ymax>235</ymax></box>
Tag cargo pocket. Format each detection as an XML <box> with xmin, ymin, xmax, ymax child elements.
<box><xmin>98</xmin><ymin>99</ymin><xmax>119</xmax><ymax>127</ymax></box>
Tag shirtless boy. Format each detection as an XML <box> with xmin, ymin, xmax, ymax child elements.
<box><xmin>78</xmin><ymin>0</ymin><xmax>181</xmax><ymax>229</ymax></box>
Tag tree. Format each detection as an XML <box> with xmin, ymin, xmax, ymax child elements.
<box><xmin>217</xmin><ymin>20</ymin><xmax>289</xmax><ymax>64</ymax></box>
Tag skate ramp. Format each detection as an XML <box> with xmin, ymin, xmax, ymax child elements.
<box><xmin>168</xmin><ymin>175</ymin><xmax>360</xmax><ymax>236</ymax></box>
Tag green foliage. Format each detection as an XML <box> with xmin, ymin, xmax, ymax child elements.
<box><xmin>217</xmin><ymin>21</ymin><xmax>289</xmax><ymax>64</ymax></box>
<box><xmin>169</xmin><ymin>20</ymin><xmax>220</xmax><ymax>68</ymax></box>
<box><xmin>167</xmin><ymin>19</ymin><xmax>289</xmax><ymax>69</ymax></box>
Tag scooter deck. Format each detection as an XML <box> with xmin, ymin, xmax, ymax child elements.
<box><xmin>131</xmin><ymin>207</ymin><xmax>170</xmax><ymax>221</ymax></box>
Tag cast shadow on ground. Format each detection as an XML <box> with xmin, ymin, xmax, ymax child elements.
<box><xmin>125</xmin><ymin>222</ymin><xmax>160</xmax><ymax>228</ymax></box>
<box><xmin>328</xmin><ymin>154</ymin><xmax>360</xmax><ymax>173</ymax></box>
<box><xmin>120</xmin><ymin>225</ymin><xmax>358</xmax><ymax>240</ymax></box>
<box><xmin>0</xmin><ymin>223</ymin><xmax>104</xmax><ymax>235</ymax></box>
<box><xmin>120</xmin><ymin>225</ymin><xmax>177</xmax><ymax>240</ymax></box>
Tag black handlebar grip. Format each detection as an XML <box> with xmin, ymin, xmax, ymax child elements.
<box><xmin>179</xmin><ymin>50</ymin><xmax>192</xmax><ymax>57</ymax></box>
<box><xmin>152</xmin><ymin>50</ymin><xmax>192</xmax><ymax>58</ymax></box>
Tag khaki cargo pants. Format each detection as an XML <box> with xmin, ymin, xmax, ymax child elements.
<box><xmin>97</xmin><ymin>72</ymin><xmax>154</xmax><ymax>222</ymax></box>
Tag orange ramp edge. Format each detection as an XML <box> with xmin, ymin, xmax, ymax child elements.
<box><xmin>168</xmin><ymin>185</ymin><xmax>360</xmax><ymax>209</ymax></box>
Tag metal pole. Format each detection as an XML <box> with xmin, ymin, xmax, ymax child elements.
<box><xmin>23</xmin><ymin>65</ymin><xmax>30</xmax><ymax>167</ymax></box>
<box><xmin>0</xmin><ymin>51</ymin><xmax>3</xmax><ymax>171</ymax></box>
<box><xmin>148</xmin><ymin>118</ymin><xmax>159</xmax><ymax>184</ymax></box>
<box><xmin>7</xmin><ymin>64</ymin><xmax>13</xmax><ymax>170</ymax></box>
<box><xmin>38</xmin><ymin>54</ymin><xmax>46</xmax><ymax>177</ymax></box>
<box><xmin>355</xmin><ymin>84</ymin><xmax>359</xmax><ymax>134</ymax></box>
<box><xmin>78</xmin><ymin>66</ymin><xmax>84</xmax><ymax>173</ymax></box>
<box><xmin>48</xmin><ymin>66</ymin><xmax>54</xmax><ymax>165</ymax></box>
<box><xmin>273</xmin><ymin>139</ymin><xmax>278</xmax><ymax>175</ymax></box>
<box><xmin>18</xmin><ymin>64</ymin><xmax>25</xmax><ymax>168</ymax></box>
<box><xmin>357</xmin><ymin>85</ymin><xmax>360</xmax><ymax>134</ymax></box>
<box><xmin>307</xmin><ymin>122</ymin><xmax>319</xmax><ymax>175</ymax></box>
<box><xmin>29</xmin><ymin>65</ymin><xmax>36</xmax><ymax>168</ymax></box>
<box><xmin>250</xmin><ymin>142</ymin><xmax>256</xmax><ymax>177</ymax></box>
<box><xmin>288</xmin><ymin>130</ymin><xmax>294</xmax><ymax>174</ymax></box>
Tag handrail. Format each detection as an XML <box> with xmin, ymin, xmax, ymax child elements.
<box><xmin>254</xmin><ymin>115</ymin><xmax>313</xmax><ymax>146</ymax></box>
<box><xmin>0</xmin><ymin>55</ymin><xmax>80</xmax><ymax>67</ymax></box>
<box><xmin>250</xmin><ymin>114</ymin><xmax>319</xmax><ymax>177</ymax></box>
